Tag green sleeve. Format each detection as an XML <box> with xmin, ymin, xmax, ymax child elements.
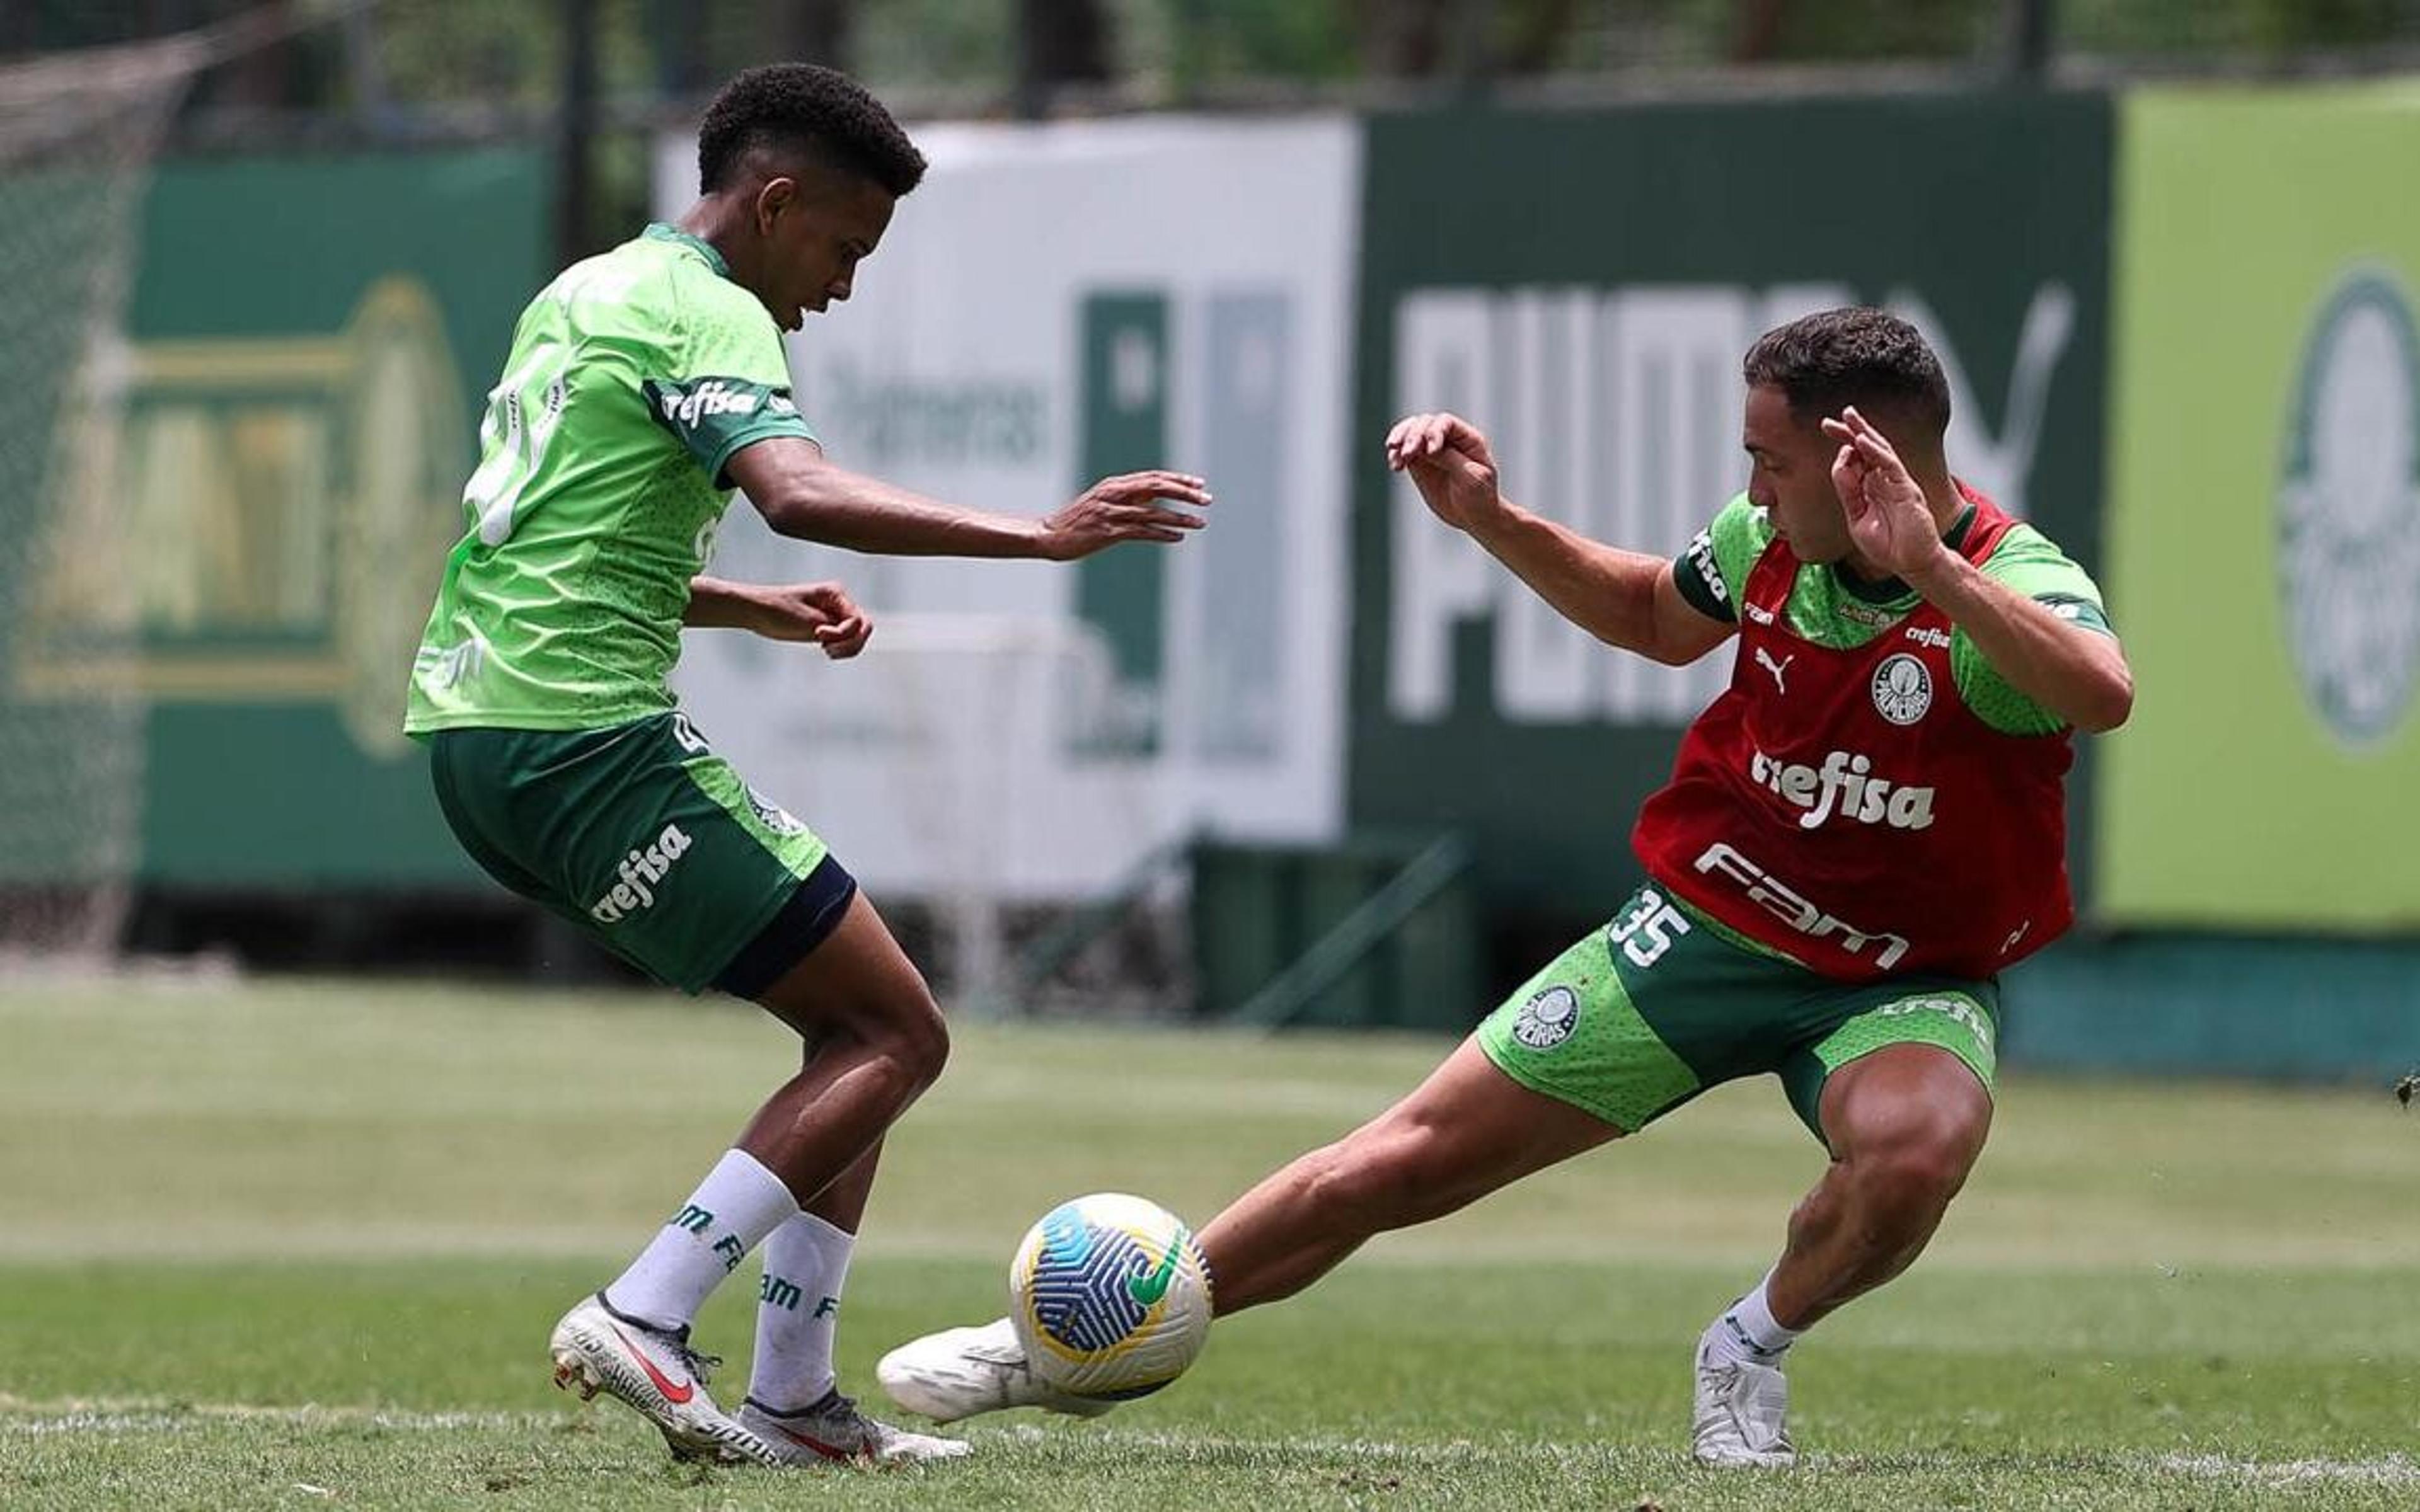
<box><xmin>645</xmin><ymin>270</ymin><xmax>817</xmax><ymax>486</ymax></box>
<box><xmin>1670</xmin><ymin>493</ymin><xmax>1773</xmax><ymax>624</ymax></box>
<box><xmin>1950</xmin><ymin>523</ymin><xmax>2117</xmax><ymax>735</ymax></box>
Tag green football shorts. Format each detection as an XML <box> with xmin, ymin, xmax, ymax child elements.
<box><xmin>427</xmin><ymin>712</ymin><xmax>841</xmax><ymax>995</ymax></box>
<box><xmin>1477</xmin><ymin>881</ymin><xmax>1999</xmax><ymax>1142</ymax></box>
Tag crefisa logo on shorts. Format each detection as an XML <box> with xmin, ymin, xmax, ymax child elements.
<box><xmin>589</xmin><ymin>823</ymin><xmax>694</xmax><ymax>924</ymax></box>
<box><xmin>1511</xmin><ymin>985</ymin><xmax>1581</xmax><ymax>1050</ymax></box>
<box><xmin>1872</xmin><ymin>994</ymin><xmax>1997</xmax><ymax>1055</ymax></box>
<box><xmin>2278</xmin><ymin>268</ymin><xmax>2420</xmax><ymax>747</ymax></box>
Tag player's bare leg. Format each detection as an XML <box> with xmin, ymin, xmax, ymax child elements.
<box><xmin>804</xmin><ymin>1131</ymin><xmax>882</xmax><ymax>1227</ymax></box>
<box><xmin>876</xmin><ymin>1036</ymin><xmax>1622</xmax><ymax>1422</ymax></box>
<box><xmin>1198</xmin><ymin>1036</ymin><xmax>1623</xmax><ymax>1311</ymax></box>
<box><xmin>722</xmin><ymin>898</ymin><xmax>972</xmax><ymax>1465</ymax></box>
<box><xmin>554</xmin><ymin>893</ymin><xmax>952</xmax><ymax>1465</ymax></box>
<box><xmin>735</xmin><ymin>894</ymin><xmax>952</xmax><ymax>1193</ymax></box>
<box><xmin>1692</xmin><ymin>1043</ymin><xmax>1992</xmax><ymax>1469</ymax></box>
<box><xmin>738</xmin><ymin>1123</ymin><xmax>971</xmax><ymax>1466</ymax></box>
<box><xmin>1772</xmin><ymin>1043</ymin><xmax>1993</xmax><ymax>1325</ymax></box>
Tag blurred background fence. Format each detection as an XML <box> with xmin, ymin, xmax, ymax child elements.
<box><xmin>7</xmin><ymin>0</ymin><xmax>2418</xmax><ymax>1080</ymax></box>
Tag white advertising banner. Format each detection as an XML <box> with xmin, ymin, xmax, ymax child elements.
<box><xmin>658</xmin><ymin>117</ymin><xmax>1360</xmax><ymax>898</ymax></box>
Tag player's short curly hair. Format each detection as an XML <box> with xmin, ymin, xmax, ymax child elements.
<box><xmin>696</xmin><ymin>63</ymin><xmax>926</xmax><ymax>198</ymax></box>
<box><xmin>1743</xmin><ymin>307</ymin><xmax>1950</xmax><ymax>437</ymax></box>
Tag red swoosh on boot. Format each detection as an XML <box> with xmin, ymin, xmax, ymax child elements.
<box><xmin>607</xmin><ymin>1322</ymin><xmax>695</xmax><ymax>1405</ymax></box>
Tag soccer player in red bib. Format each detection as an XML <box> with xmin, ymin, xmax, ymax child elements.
<box><xmin>877</xmin><ymin>307</ymin><xmax>2133</xmax><ymax>1467</ymax></box>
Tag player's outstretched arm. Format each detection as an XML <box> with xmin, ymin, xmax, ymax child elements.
<box><xmin>1824</xmin><ymin>408</ymin><xmax>2133</xmax><ymax>732</ymax></box>
<box><xmin>1386</xmin><ymin>411</ymin><xmax>1733</xmax><ymax>667</ymax></box>
<box><xmin>727</xmin><ymin>436</ymin><xmax>1209</xmax><ymax>561</ymax></box>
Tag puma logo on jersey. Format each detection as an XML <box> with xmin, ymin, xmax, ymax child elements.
<box><xmin>1749</xmin><ymin>748</ymin><xmax>1938</xmax><ymax>831</ymax></box>
<box><xmin>589</xmin><ymin>823</ymin><xmax>694</xmax><ymax>924</ymax></box>
<box><xmin>1754</xmin><ymin>647</ymin><xmax>1794</xmax><ymax>693</ymax></box>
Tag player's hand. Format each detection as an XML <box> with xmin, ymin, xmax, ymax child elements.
<box><xmin>1823</xmin><ymin>407</ymin><xmax>1950</xmax><ymax>581</ymax></box>
<box><xmin>752</xmin><ymin>581</ymin><xmax>873</xmax><ymax>660</ymax></box>
<box><xmin>1385</xmin><ymin>412</ymin><xmax>1503</xmax><ymax>532</ymax></box>
<box><xmin>1039</xmin><ymin>471</ymin><xmax>1211</xmax><ymax>561</ymax></box>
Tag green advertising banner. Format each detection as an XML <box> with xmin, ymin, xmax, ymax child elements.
<box><xmin>43</xmin><ymin>149</ymin><xmax>548</xmax><ymax>886</ymax></box>
<box><xmin>2099</xmin><ymin>86</ymin><xmax>2420</xmax><ymax>929</ymax></box>
<box><xmin>1074</xmin><ymin>292</ymin><xmax>1172</xmax><ymax>756</ymax></box>
<box><xmin>1350</xmin><ymin>96</ymin><xmax>2114</xmax><ymax>916</ymax></box>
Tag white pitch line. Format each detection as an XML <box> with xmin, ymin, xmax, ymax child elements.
<box><xmin>1045</xmin><ymin>1427</ymin><xmax>1448</xmax><ymax>1460</ymax></box>
<box><xmin>2155</xmin><ymin>1452</ymin><xmax>2420</xmax><ymax>1487</ymax></box>
<box><xmin>8</xmin><ymin>1404</ymin><xmax>2418</xmax><ymax>1488</ymax></box>
<box><xmin>1046</xmin><ymin>1429</ymin><xmax>2420</xmax><ymax>1486</ymax></box>
<box><xmin>0</xmin><ymin>1396</ymin><xmax>553</xmax><ymax>1435</ymax></box>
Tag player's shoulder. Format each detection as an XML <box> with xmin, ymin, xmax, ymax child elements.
<box><xmin>539</xmin><ymin>229</ymin><xmax>756</xmax><ymax>343</ymax></box>
<box><xmin>1978</xmin><ymin>516</ymin><xmax>2105</xmax><ymax>593</ymax></box>
<box><xmin>1707</xmin><ymin>491</ymin><xmax>1773</xmax><ymax>548</ymax></box>
<box><xmin>1981</xmin><ymin>516</ymin><xmax>2077</xmax><ymax>564</ymax></box>
<box><xmin>1702</xmin><ymin>491</ymin><xmax>1777</xmax><ymax>576</ymax></box>
<box><xmin>655</xmin><ymin>235</ymin><xmax>765</xmax><ymax>321</ymax></box>
<box><xmin>1674</xmin><ymin>493</ymin><xmax>1780</xmax><ymax>621</ymax></box>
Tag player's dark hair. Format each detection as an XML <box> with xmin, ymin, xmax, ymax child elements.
<box><xmin>697</xmin><ymin>63</ymin><xmax>926</xmax><ymax>198</ymax></box>
<box><xmin>1743</xmin><ymin>307</ymin><xmax>1951</xmax><ymax>437</ymax></box>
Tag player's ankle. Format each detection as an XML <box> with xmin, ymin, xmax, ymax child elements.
<box><xmin>1705</xmin><ymin>1274</ymin><xmax>1802</xmax><ymax>1366</ymax></box>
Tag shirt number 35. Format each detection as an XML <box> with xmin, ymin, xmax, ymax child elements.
<box><xmin>1609</xmin><ymin>887</ymin><xmax>1693</xmax><ymax>970</ymax></box>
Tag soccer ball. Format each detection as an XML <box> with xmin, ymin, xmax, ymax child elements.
<box><xmin>1008</xmin><ymin>1192</ymin><xmax>1214</xmax><ymax>1400</ymax></box>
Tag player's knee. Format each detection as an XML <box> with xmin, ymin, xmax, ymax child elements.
<box><xmin>1303</xmin><ymin>1123</ymin><xmax>1456</xmax><ymax>1234</ymax></box>
<box><xmin>1828</xmin><ymin>1059</ymin><xmax>1988</xmax><ymax>1217</ymax></box>
<box><xmin>1844</xmin><ymin>1116</ymin><xmax>1979</xmax><ymax>1220</ymax></box>
<box><xmin>878</xmin><ymin>993</ymin><xmax>950</xmax><ymax>1091</ymax></box>
<box><xmin>823</xmin><ymin>987</ymin><xmax>950</xmax><ymax>1106</ymax></box>
<box><xmin>1296</xmin><ymin>1149</ymin><xmax>1402</xmax><ymax>1235</ymax></box>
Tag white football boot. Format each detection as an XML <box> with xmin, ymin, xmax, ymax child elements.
<box><xmin>1690</xmin><ymin>1318</ymin><xmax>1797</xmax><ymax>1469</ymax></box>
<box><xmin>737</xmin><ymin>1389</ymin><xmax>974</xmax><ymax>1466</ymax></box>
<box><xmin>548</xmin><ymin>1292</ymin><xmax>776</xmax><ymax>1467</ymax></box>
<box><xmin>875</xmin><ymin>1317</ymin><xmax>1118</xmax><ymax>1424</ymax></box>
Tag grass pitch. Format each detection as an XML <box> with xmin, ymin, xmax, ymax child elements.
<box><xmin>4</xmin><ymin>975</ymin><xmax>2419</xmax><ymax>1509</ymax></box>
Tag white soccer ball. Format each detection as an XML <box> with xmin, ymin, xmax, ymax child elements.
<box><xmin>1007</xmin><ymin>1191</ymin><xmax>1214</xmax><ymax>1400</ymax></box>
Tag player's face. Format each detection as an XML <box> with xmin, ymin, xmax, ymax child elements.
<box><xmin>759</xmin><ymin>170</ymin><xmax>896</xmax><ymax>331</ymax></box>
<box><xmin>1741</xmin><ymin>383</ymin><xmax>1852</xmax><ymax>564</ymax></box>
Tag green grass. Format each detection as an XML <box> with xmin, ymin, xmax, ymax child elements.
<box><xmin>4</xmin><ymin>976</ymin><xmax>2419</xmax><ymax>1509</ymax></box>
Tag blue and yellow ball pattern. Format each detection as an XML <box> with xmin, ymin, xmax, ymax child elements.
<box><xmin>1008</xmin><ymin>1192</ymin><xmax>1215</xmax><ymax>1399</ymax></box>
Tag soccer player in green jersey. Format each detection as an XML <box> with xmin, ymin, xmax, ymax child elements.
<box><xmin>877</xmin><ymin>309</ymin><xmax>2133</xmax><ymax>1468</ymax></box>
<box><xmin>404</xmin><ymin>64</ymin><xmax>1209</xmax><ymax>1469</ymax></box>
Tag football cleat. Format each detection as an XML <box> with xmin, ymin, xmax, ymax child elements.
<box><xmin>739</xmin><ymin>1389</ymin><xmax>974</xmax><ymax>1465</ymax></box>
<box><xmin>875</xmin><ymin>1317</ymin><xmax>1119</xmax><ymax>1424</ymax></box>
<box><xmin>1690</xmin><ymin>1318</ymin><xmax>1797</xmax><ymax>1469</ymax></box>
<box><xmin>548</xmin><ymin>1292</ymin><xmax>775</xmax><ymax>1467</ymax></box>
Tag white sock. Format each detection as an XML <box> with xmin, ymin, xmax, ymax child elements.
<box><xmin>1707</xmin><ymin>1270</ymin><xmax>1804</xmax><ymax>1366</ymax></box>
<box><xmin>747</xmin><ymin>1211</ymin><xmax>856</xmax><ymax>1411</ymax></box>
<box><xmin>604</xmin><ymin>1149</ymin><xmax>800</xmax><ymax>1331</ymax></box>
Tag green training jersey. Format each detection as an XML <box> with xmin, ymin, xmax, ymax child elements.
<box><xmin>405</xmin><ymin>224</ymin><xmax>815</xmax><ymax>735</ymax></box>
<box><xmin>1670</xmin><ymin>491</ymin><xmax>2114</xmax><ymax>735</ymax></box>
